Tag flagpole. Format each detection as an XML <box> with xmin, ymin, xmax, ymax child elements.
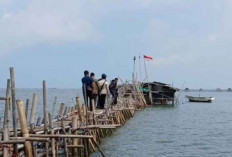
<box><xmin>143</xmin><ymin>56</ymin><xmax>148</xmax><ymax>82</ymax></box>
<box><xmin>133</xmin><ymin>56</ymin><xmax>136</xmax><ymax>83</ymax></box>
<box><xmin>139</xmin><ymin>54</ymin><xmax>142</xmax><ymax>82</ymax></box>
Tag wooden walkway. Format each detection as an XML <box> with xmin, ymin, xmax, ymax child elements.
<box><xmin>0</xmin><ymin>67</ymin><xmax>147</xmax><ymax>157</ymax></box>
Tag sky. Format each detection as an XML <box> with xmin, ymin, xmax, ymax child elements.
<box><xmin>0</xmin><ymin>0</ymin><xmax>232</xmax><ymax>89</ymax></box>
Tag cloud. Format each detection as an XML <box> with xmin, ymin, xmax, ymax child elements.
<box><xmin>0</xmin><ymin>0</ymin><xmax>100</xmax><ymax>57</ymax></box>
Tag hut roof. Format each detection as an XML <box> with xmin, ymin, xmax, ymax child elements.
<box><xmin>143</xmin><ymin>81</ymin><xmax>179</xmax><ymax>91</ymax></box>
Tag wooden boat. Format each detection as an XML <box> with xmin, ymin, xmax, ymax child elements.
<box><xmin>186</xmin><ymin>95</ymin><xmax>215</xmax><ymax>103</ymax></box>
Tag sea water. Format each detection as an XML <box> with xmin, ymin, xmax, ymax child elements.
<box><xmin>91</xmin><ymin>91</ymin><xmax>232</xmax><ymax>157</ymax></box>
<box><xmin>0</xmin><ymin>89</ymin><xmax>231</xmax><ymax>157</ymax></box>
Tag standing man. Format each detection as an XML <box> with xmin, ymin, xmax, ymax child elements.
<box><xmin>81</xmin><ymin>70</ymin><xmax>95</xmax><ymax>111</ymax></box>
<box><xmin>109</xmin><ymin>78</ymin><xmax>119</xmax><ymax>105</ymax></box>
<box><xmin>98</xmin><ymin>74</ymin><xmax>109</xmax><ymax>109</ymax></box>
<box><xmin>90</xmin><ymin>72</ymin><xmax>99</xmax><ymax>106</ymax></box>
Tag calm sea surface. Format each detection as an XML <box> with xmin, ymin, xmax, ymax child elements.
<box><xmin>92</xmin><ymin>91</ymin><xmax>232</xmax><ymax>157</ymax></box>
<box><xmin>0</xmin><ymin>89</ymin><xmax>231</xmax><ymax>157</ymax></box>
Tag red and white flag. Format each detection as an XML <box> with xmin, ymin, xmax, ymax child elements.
<box><xmin>144</xmin><ymin>55</ymin><xmax>153</xmax><ymax>61</ymax></box>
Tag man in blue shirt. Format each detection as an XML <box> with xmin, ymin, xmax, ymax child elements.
<box><xmin>82</xmin><ymin>70</ymin><xmax>95</xmax><ymax>111</ymax></box>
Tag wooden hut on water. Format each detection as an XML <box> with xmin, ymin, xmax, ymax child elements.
<box><xmin>142</xmin><ymin>82</ymin><xmax>179</xmax><ymax>105</ymax></box>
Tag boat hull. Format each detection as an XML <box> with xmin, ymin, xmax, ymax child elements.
<box><xmin>186</xmin><ymin>96</ymin><xmax>215</xmax><ymax>103</ymax></box>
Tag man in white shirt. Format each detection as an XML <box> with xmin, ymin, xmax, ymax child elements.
<box><xmin>97</xmin><ymin>74</ymin><xmax>109</xmax><ymax>109</ymax></box>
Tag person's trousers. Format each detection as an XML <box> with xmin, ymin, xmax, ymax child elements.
<box><xmin>110</xmin><ymin>89</ymin><xmax>118</xmax><ymax>105</ymax></box>
<box><xmin>98</xmin><ymin>94</ymin><xmax>106</xmax><ymax>109</ymax></box>
<box><xmin>92</xmin><ymin>94</ymin><xmax>98</xmax><ymax>107</ymax></box>
<box><xmin>83</xmin><ymin>90</ymin><xmax>93</xmax><ymax>111</ymax></box>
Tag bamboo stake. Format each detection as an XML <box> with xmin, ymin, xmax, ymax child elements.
<box><xmin>67</xmin><ymin>106</ymin><xmax>71</xmax><ymax>115</ymax></box>
<box><xmin>83</xmin><ymin>84</ymin><xmax>88</xmax><ymax>124</ymax></box>
<box><xmin>25</xmin><ymin>99</ymin><xmax>29</xmax><ymax>120</ymax></box>
<box><xmin>43</xmin><ymin>80</ymin><xmax>49</xmax><ymax>157</ymax></box>
<box><xmin>16</xmin><ymin>99</ymin><xmax>33</xmax><ymax>157</ymax></box>
<box><xmin>59</xmin><ymin>103</ymin><xmax>65</xmax><ymax>117</ymax></box>
<box><xmin>36</xmin><ymin>117</ymin><xmax>41</xmax><ymax>126</ymax></box>
<box><xmin>10</xmin><ymin>67</ymin><xmax>18</xmax><ymax>154</ymax></box>
<box><xmin>63</xmin><ymin>106</ymin><xmax>68</xmax><ymax>116</ymax></box>
<box><xmin>91</xmin><ymin>99</ymin><xmax>96</xmax><ymax>125</ymax></box>
<box><xmin>72</xmin><ymin>116</ymin><xmax>78</xmax><ymax>156</ymax></box>
<box><xmin>3</xmin><ymin>79</ymin><xmax>10</xmax><ymax>127</ymax></box>
<box><xmin>76</xmin><ymin>97</ymin><xmax>82</xmax><ymax>122</ymax></box>
<box><xmin>52</xmin><ymin>96</ymin><xmax>57</xmax><ymax>116</ymax></box>
<box><xmin>3</xmin><ymin>125</ymin><xmax>9</xmax><ymax>157</ymax></box>
<box><xmin>82</xmin><ymin>104</ymin><xmax>86</xmax><ymax>123</ymax></box>
<box><xmin>49</xmin><ymin>113</ymin><xmax>56</xmax><ymax>157</ymax></box>
<box><xmin>61</xmin><ymin>120</ymin><xmax>69</xmax><ymax>157</ymax></box>
<box><xmin>29</xmin><ymin>93</ymin><xmax>38</xmax><ymax>125</ymax></box>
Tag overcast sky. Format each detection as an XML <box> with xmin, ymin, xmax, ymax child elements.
<box><xmin>0</xmin><ymin>0</ymin><xmax>232</xmax><ymax>89</ymax></box>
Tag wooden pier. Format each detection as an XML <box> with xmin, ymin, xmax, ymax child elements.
<box><xmin>0</xmin><ymin>67</ymin><xmax>147</xmax><ymax>157</ymax></box>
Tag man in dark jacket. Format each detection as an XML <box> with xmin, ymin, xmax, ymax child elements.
<box><xmin>109</xmin><ymin>78</ymin><xmax>118</xmax><ymax>105</ymax></box>
<box><xmin>82</xmin><ymin>70</ymin><xmax>95</xmax><ymax>111</ymax></box>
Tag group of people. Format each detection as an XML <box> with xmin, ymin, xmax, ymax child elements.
<box><xmin>81</xmin><ymin>70</ymin><xmax>118</xmax><ymax>111</ymax></box>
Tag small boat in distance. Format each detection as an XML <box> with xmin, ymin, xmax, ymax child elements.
<box><xmin>186</xmin><ymin>95</ymin><xmax>215</xmax><ymax>103</ymax></box>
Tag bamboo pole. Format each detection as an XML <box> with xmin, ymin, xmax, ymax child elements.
<box><xmin>36</xmin><ymin>117</ymin><xmax>41</xmax><ymax>126</ymax></box>
<box><xmin>2</xmin><ymin>79</ymin><xmax>10</xmax><ymax>157</ymax></box>
<box><xmin>49</xmin><ymin>113</ymin><xmax>56</xmax><ymax>157</ymax></box>
<box><xmin>30</xmin><ymin>134</ymin><xmax>93</xmax><ymax>139</ymax></box>
<box><xmin>72</xmin><ymin>116</ymin><xmax>78</xmax><ymax>156</ymax></box>
<box><xmin>10</xmin><ymin>67</ymin><xmax>18</xmax><ymax>154</ymax></box>
<box><xmin>83</xmin><ymin>84</ymin><xmax>88</xmax><ymax>124</ymax></box>
<box><xmin>52</xmin><ymin>96</ymin><xmax>57</xmax><ymax>116</ymax></box>
<box><xmin>29</xmin><ymin>93</ymin><xmax>38</xmax><ymax>125</ymax></box>
<box><xmin>76</xmin><ymin>97</ymin><xmax>83</xmax><ymax>122</ymax></box>
<box><xmin>82</xmin><ymin>104</ymin><xmax>86</xmax><ymax>123</ymax></box>
<box><xmin>63</xmin><ymin>106</ymin><xmax>68</xmax><ymax>116</ymax></box>
<box><xmin>16</xmin><ymin>99</ymin><xmax>33</xmax><ymax>157</ymax></box>
<box><xmin>67</xmin><ymin>106</ymin><xmax>71</xmax><ymax>115</ymax></box>
<box><xmin>0</xmin><ymin>140</ymin><xmax>25</xmax><ymax>144</ymax></box>
<box><xmin>91</xmin><ymin>99</ymin><xmax>96</xmax><ymax>125</ymax></box>
<box><xmin>3</xmin><ymin>79</ymin><xmax>10</xmax><ymax>127</ymax></box>
<box><xmin>10</xmin><ymin>137</ymin><xmax>50</xmax><ymax>142</ymax></box>
<box><xmin>25</xmin><ymin>99</ymin><xmax>29</xmax><ymax>120</ymax></box>
<box><xmin>61</xmin><ymin>120</ymin><xmax>69</xmax><ymax>157</ymax></box>
<box><xmin>43</xmin><ymin>80</ymin><xmax>49</xmax><ymax>157</ymax></box>
<box><xmin>0</xmin><ymin>97</ymin><xmax>7</xmax><ymax>100</ymax></box>
<box><xmin>59</xmin><ymin>103</ymin><xmax>65</xmax><ymax>117</ymax></box>
<box><xmin>3</xmin><ymin>125</ymin><xmax>9</xmax><ymax>157</ymax></box>
<box><xmin>91</xmin><ymin>99</ymin><xmax>95</xmax><ymax>113</ymax></box>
